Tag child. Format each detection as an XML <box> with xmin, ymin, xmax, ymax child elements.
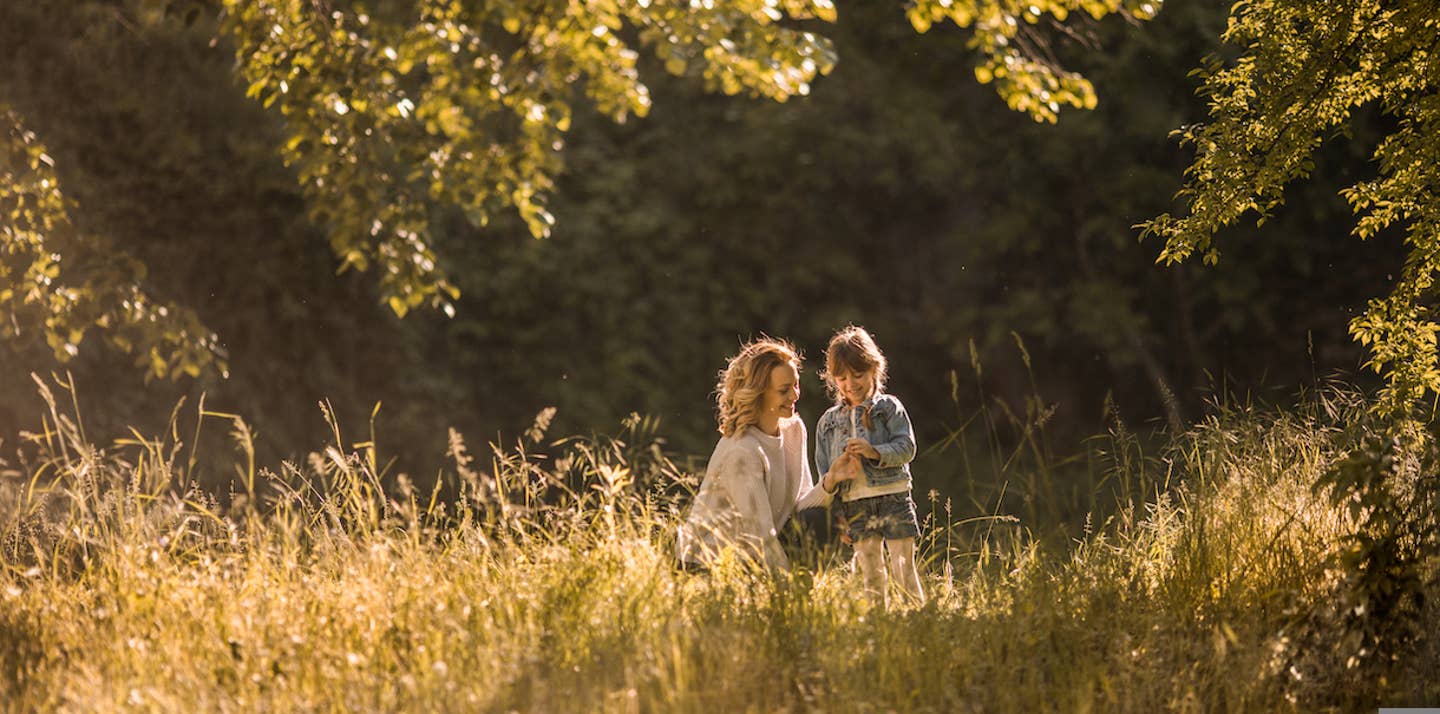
<box><xmin>815</xmin><ymin>325</ymin><xmax>925</xmax><ymax>607</ymax></box>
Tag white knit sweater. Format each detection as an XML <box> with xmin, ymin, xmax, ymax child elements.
<box><xmin>675</xmin><ymin>415</ymin><xmax>832</xmax><ymax>571</ymax></box>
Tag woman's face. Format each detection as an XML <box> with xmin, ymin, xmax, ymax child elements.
<box><xmin>831</xmin><ymin>367</ymin><xmax>875</xmax><ymax>406</ymax></box>
<box><xmin>761</xmin><ymin>363</ymin><xmax>800</xmax><ymax>420</ymax></box>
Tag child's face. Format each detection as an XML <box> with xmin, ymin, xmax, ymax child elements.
<box><xmin>831</xmin><ymin>367</ymin><xmax>875</xmax><ymax>406</ymax></box>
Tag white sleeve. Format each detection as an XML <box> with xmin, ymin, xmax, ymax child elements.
<box><xmin>794</xmin><ymin>479</ymin><xmax>834</xmax><ymax>510</ymax></box>
<box><xmin>792</xmin><ymin>419</ymin><xmax>834</xmax><ymax>510</ymax></box>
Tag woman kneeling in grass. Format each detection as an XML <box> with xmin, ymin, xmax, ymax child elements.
<box><xmin>676</xmin><ymin>337</ymin><xmax>851</xmax><ymax>572</ymax></box>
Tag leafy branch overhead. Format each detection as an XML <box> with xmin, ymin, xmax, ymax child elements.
<box><xmin>0</xmin><ymin>107</ymin><xmax>225</xmax><ymax>381</ymax></box>
<box><xmin>1140</xmin><ymin>0</ymin><xmax>1440</xmax><ymax>415</ymax></box>
<box><xmin>223</xmin><ymin>0</ymin><xmax>842</xmax><ymax>318</ymax></box>
<box><xmin>3</xmin><ymin>0</ymin><xmax>1155</xmax><ymax>376</ymax></box>
<box><xmin>908</xmin><ymin>0</ymin><xmax>1160</xmax><ymax>122</ymax></box>
<box><xmin>224</xmin><ymin>0</ymin><xmax>1162</xmax><ymax>317</ymax></box>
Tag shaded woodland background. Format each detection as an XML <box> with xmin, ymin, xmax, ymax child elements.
<box><xmin>0</xmin><ymin>1</ymin><xmax>1404</xmax><ymax>496</ymax></box>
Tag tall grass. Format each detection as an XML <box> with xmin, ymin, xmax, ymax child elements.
<box><xmin>917</xmin><ymin>334</ymin><xmax>1164</xmax><ymax>548</ymax></box>
<box><xmin>0</xmin><ymin>375</ymin><xmax>1435</xmax><ymax>711</ymax></box>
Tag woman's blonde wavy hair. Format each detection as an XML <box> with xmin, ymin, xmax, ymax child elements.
<box><xmin>715</xmin><ymin>337</ymin><xmax>802</xmax><ymax>437</ymax></box>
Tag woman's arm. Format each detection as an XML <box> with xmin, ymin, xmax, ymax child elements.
<box><xmin>794</xmin><ymin>471</ymin><xmax>835</xmax><ymax>510</ymax></box>
<box><xmin>793</xmin><ymin>418</ymin><xmax>833</xmax><ymax>509</ymax></box>
<box><xmin>797</xmin><ymin>446</ymin><xmax>859</xmax><ymax>509</ymax></box>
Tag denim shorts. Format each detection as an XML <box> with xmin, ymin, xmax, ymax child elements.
<box><xmin>837</xmin><ymin>492</ymin><xmax>920</xmax><ymax>542</ymax></box>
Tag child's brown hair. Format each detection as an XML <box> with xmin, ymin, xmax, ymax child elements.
<box><xmin>823</xmin><ymin>325</ymin><xmax>888</xmax><ymax>407</ymax></box>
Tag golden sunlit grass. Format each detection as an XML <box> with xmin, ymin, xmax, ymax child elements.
<box><xmin>0</xmin><ymin>377</ymin><xmax>1435</xmax><ymax>711</ymax></box>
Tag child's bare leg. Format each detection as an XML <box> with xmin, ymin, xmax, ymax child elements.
<box><xmin>885</xmin><ymin>537</ymin><xmax>925</xmax><ymax>606</ymax></box>
<box><xmin>853</xmin><ymin>536</ymin><xmax>887</xmax><ymax>608</ymax></box>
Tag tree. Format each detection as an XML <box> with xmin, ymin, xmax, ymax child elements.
<box><xmin>2</xmin><ymin>0</ymin><xmax>1157</xmax><ymax>378</ymax></box>
<box><xmin>1</xmin><ymin>106</ymin><xmax>223</xmax><ymax>380</ymax></box>
<box><xmin>221</xmin><ymin>0</ymin><xmax>841</xmax><ymax>318</ymax></box>
<box><xmin>1142</xmin><ymin>0</ymin><xmax>1440</xmax><ymax>416</ymax></box>
<box><xmin>1139</xmin><ymin>1</ymin><xmax>1440</xmax><ymax>672</ymax></box>
<box><xmin>908</xmin><ymin>0</ymin><xmax>1158</xmax><ymax>122</ymax></box>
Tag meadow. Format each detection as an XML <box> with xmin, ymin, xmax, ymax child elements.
<box><xmin>1</xmin><ymin>375</ymin><xmax>1436</xmax><ymax>712</ymax></box>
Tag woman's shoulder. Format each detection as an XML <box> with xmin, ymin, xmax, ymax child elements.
<box><xmin>711</xmin><ymin>430</ymin><xmax>767</xmax><ymax>463</ymax></box>
<box><xmin>780</xmin><ymin>414</ymin><xmax>808</xmax><ymax>438</ymax></box>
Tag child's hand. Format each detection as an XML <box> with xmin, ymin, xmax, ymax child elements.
<box><xmin>844</xmin><ymin>438</ymin><xmax>880</xmax><ymax>461</ymax></box>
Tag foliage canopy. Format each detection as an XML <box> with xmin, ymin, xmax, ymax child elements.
<box><xmin>2</xmin><ymin>0</ymin><xmax>1154</xmax><ymax>378</ymax></box>
<box><xmin>222</xmin><ymin>0</ymin><xmax>841</xmax><ymax>317</ymax></box>
<box><xmin>1143</xmin><ymin>0</ymin><xmax>1440</xmax><ymax>416</ymax></box>
<box><xmin>909</xmin><ymin>0</ymin><xmax>1158</xmax><ymax>121</ymax></box>
<box><xmin>1</xmin><ymin>107</ymin><xmax>223</xmax><ymax>379</ymax></box>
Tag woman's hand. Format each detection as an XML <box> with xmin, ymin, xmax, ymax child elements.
<box><xmin>844</xmin><ymin>438</ymin><xmax>880</xmax><ymax>461</ymax></box>
<box><xmin>824</xmin><ymin>453</ymin><xmax>862</xmax><ymax>492</ymax></box>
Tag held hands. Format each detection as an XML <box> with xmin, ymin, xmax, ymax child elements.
<box><xmin>844</xmin><ymin>437</ymin><xmax>880</xmax><ymax>461</ymax></box>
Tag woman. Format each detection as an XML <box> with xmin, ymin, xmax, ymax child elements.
<box><xmin>676</xmin><ymin>337</ymin><xmax>854</xmax><ymax>571</ymax></box>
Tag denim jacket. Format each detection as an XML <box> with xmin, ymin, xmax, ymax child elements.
<box><xmin>814</xmin><ymin>393</ymin><xmax>916</xmax><ymax>491</ymax></box>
